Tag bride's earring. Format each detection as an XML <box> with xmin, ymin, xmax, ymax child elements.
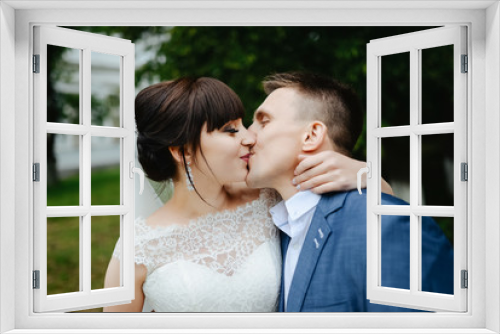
<box><xmin>186</xmin><ymin>161</ymin><xmax>194</xmax><ymax>191</ymax></box>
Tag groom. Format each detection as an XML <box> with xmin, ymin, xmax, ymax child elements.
<box><xmin>245</xmin><ymin>71</ymin><xmax>454</xmax><ymax>312</ymax></box>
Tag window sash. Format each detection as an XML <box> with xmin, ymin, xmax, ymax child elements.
<box><xmin>32</xmin><ymin>25</ymin><xmax>136</xmax><ymax>313</ymax></box>
<box><xmin>366</xmin><ymin>26</ymin><xmax>468</xmax><ymax>312</ymax></box>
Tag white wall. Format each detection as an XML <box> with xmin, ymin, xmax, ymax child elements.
<box><xmin>486</xmin><ymin>2</ymin><xmax>500</xmax><ymax>333</ymax></box>
<box><xmin>2</xmin><ymin>3</ymin><xmax>498</xmax><ymax>332</ymax></box>
<box><xmin>0</xmin><ymin>2</ymin><xmax>16</xmax><ymax>333</ymax></box>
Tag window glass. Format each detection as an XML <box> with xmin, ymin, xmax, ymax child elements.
<box><xmin>91</xmin><ymin>52</ymin><xmax>121</xmax><ymax>127</ymax></box>
<box><xmin>47</xmin><ymin>134</ymin><xmax>80</xmax><ymax>206</ymax></box>
<box><xmin>421</xmin><ymin>216</ymin><xmax>454</xmax><ymax>295</ymax></box>
<box><xmin>421</xmin><ymin>45</ymin><xmax>454</xmax><ymax>124</ymax></box>
<box><xmin>91</xmin><ymin>136</ymin><xmax>121</xmax><ymax>206</ymax></box>
<box><xmin>91</xmin><ymin>215</ymin><xmax>121</xmax><ymax>290</ymax></box>
<box><xmin>381</xmin><ymin>52</ymin><xmax>410</xmax><ymax>127</ymax></box>
<box><xmin>421</xmin><ymin>134</ymin><xmax>454</xmax><ymax>206</ymax></box>
<box><xmin>381</xmin><ymin>215</ymin><xmax>410</xmax><ymax>290</ymax></box>
<box><xmin>47</xmin><ymin>45</ymin><xmax>80</xmax><ymax>124</ymax></box>
<box><xmin>47</xmin><ymin>216</ymin><xmax>80</xmax><ymax>295</ymax></box>
<box><xmin>381</xmin><ymin>136</ymin><xmax>410</xmax><ymax>203</ymax></box>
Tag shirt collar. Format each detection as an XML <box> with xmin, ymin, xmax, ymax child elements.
<box><xmin>284</xmin><ymin>190</ymin><xmax>321</xmax><ymax>221</ymax></box>
<box><xmin>270</xmin><ymin>190</ymin><xmax>321</xmax><ymax>235</ymax></box>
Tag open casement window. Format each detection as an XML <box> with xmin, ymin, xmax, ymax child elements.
<box><xmin>33</xmin><ymin>26</ymin><xmax>137</xmax><ymax>312</ymax></box>
<box><xmin>366</xmin><ymin>26</ymin><xmax>467</xmax><ymax>312</ymax></box>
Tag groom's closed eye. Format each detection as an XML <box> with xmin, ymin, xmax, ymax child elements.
<box><xmin>254</xmin><ymin>110</ymin><xmax>271</xmax><ymax>127</ymax></box>
<box><xmin>260</xmin><ymin>119</ymin><xmax>270</xmax><ymax>127</ymax></box>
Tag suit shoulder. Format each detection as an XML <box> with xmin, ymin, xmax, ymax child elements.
<box><xmin>321</xmin><ymin>190</ymin><xmax>409</xmax><ymax>211</ymax></box>
<box><xmin>339</xmin><ymin>189</ymin><xmax>409</xmax><ymax>206</ymax></box>
<box><xmin>319</xmin><ymin>190</ymin><xmax>367</xmax><ymax>230</ymax></box>
<box><xmin>381</xmin><ymin>193</ymin><xmax>409</xmax><ymax>206</ymax></box>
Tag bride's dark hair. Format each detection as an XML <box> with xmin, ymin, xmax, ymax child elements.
<box><xmin>135</xmin><ymin>77</ymin><xmax>245</xmax><ymax>188</ymax></box>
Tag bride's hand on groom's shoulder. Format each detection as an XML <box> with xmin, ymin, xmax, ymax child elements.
<box><xmin>292</xmin><ymin>151</ymin><xmax>393</xmax><ymax>195</ymax></box>
<box><xmin>292</xmin><ymin>151</ymin><xmax>367</xmax><ymax>195</ymax></box>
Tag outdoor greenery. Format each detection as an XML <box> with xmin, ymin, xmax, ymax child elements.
<box><xmin>47</xmin><ymin>27</ymin><xmax>455</xmax><ymax>312</ymax></box>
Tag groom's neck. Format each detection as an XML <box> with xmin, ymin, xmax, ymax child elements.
<box><xmin>274</xmin><ymin>179</ymin><xmax>300</xmax><ymax>201</ymax></box>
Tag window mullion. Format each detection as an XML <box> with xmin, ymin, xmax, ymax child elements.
<box><xmin>366</xmin><ymin>45</ymin><xmax>381</xmax><ymax>293</ymax></box>
<box><xmin>409</xmin><ymin>48</ymin><xmax>420</xmax><ymax>294</ymax></box>
<box><xmin>81</xmin><ymin>48</ymin><xmax>92</xmax><ymax>295</ymax></box>
<box><xmin>122</xmin><ymin>48</ymin><xmax>136</xmax><ymax>292</ymax></box>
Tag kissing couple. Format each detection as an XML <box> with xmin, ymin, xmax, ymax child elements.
<box><xmin>105</xmin><ymin>71</ymin><xmax>453</xmax><ymax>312</ymax></box>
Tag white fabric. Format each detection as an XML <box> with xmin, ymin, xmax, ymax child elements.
<box><xmin>113</xmin><ymin>188</ymin><xmax>282</xmax><ymax>312</ymax></box>
<box><xmin>134</xmin><ymin>151</ymin><xmax>172</xmax><ymax>220</ymax></box>
<box><xmin>269</xmin><ymin>190</ymin><xmax>321</xmax><ymax>311</ymax></box>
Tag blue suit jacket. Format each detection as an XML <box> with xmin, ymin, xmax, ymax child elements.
<box><xmin>279</xmin><ymin>190</ymin><xmax>454</xmax><ymax>312</ymax></box>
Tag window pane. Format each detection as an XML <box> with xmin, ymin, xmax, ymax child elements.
<box><xmin>381</xmin><ymin>215</ymin><xmax>410</xmax><ymax>290</ymax></box>
<box><xmin>91</xmin><ymin>216</ymin><xmax>121</xmax><ymax>290</ymax></box>
<box><xmin>91</xmin><ymin>136</ymin><xmax>121</xmax><ymax>205</ymax></box>
<box><xmin>381</xmin><ymin>136</ymin><xmax>410</xmax><ymax>203</ymax></box>
<box><xmin>91</xmin><ymin>52</ymin><xmax>121</xmax><ymax>127</ymax></box>
<box><xmin>421</xmin><ymin>45</ymin><xmax>454</xmax><ymax>124</ymax></box>
<box><xmin>47</xmin><ymin>134</ymin><xmax>80</xmax><ymax>206</ymax></box>
<box><xmin>421</xmin><ymin>216</ymin><xmax>454</xmax><ymax>295</ymax></box>
<box><xmin>381</xmin><ymin>52</ymin><xmax>410</xmax><ymax>127</ymax></box>
<box><xmin>47</xmin><ymin>217</ymin><xmax>80</xmax><ymax>295</ymax></box>
<box><xmin>47</xmin><ymin>45</ymin><xmax>80</xmax><ymax>124</ymax></box>
<box><xmin>421</xmin><ymin>133</ymin><xmax>454</xmax><ymax>206</ymax></box>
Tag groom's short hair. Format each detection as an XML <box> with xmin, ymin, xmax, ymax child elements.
<box><xmin>263</xmin><ymin>71</ymin><xmax>363</xmax><ymax>157</ymax></box>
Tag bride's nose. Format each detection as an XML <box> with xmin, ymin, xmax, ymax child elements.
<box><xmin>241</xmin><ymin>128</ymin><xmax>256</xmax><ymax>147</ymax></box>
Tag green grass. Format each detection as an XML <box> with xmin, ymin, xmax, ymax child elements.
<box><xmin>47</xmin><ymin>167</ymin><xmax>121</xmax><ymax>206</ymax></box>
<box><xmin>47</xmin><ymin>167</ymin><xmax>121</xmax><ymax>313</ymax></box>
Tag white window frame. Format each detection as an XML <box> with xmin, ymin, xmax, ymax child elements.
<box><xmin>32</xmin><ymin>25</ymin><xmax>136</xmax><ymax>313</ymax></box>
<box><xmin>366</xmin><ymin>26</ymin><xmax>468</xmax><ymax>312</ymax></box>
<box><xmin>0</xmin><ymin>1</ymin><xmax>499</xmax><ymax>333</ymax></box>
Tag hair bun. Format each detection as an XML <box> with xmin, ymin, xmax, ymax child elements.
<box><xmin>137</xmin><ymin>133</ymin><xmax>176</xmax><ymax>183</ymax></box>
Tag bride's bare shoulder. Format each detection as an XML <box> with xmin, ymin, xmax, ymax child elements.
<box><xmin>145</xmin><ymin>202</ymin><xmax>189</xmax><ymax>228</ymax></box>
<box><xmin>224</xmin><ymin>182</ymin><xmax>260</xmax><ymax>203</ymax></box>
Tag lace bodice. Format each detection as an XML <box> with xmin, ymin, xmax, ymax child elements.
<box><xmin>113</xmin><ymin>189</ymin><xmax>282</xmax><ymax>312</ymax></box>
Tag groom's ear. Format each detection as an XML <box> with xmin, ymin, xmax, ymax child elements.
<box><xmin>301</xmin><ymin>121</ymin><xmax>328</xmax><ymax>153</ymax></box>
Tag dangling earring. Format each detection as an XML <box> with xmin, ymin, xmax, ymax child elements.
<box><xmin>186</xmin><ymin>161</ymin><xmax>194</xmax><ymax>191</ymax></box>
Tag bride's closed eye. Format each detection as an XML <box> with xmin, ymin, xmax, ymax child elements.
<box><xmin>223</xmin><ymin>126</ymin><xmax>239</xmax><ymax>134</ymax></box>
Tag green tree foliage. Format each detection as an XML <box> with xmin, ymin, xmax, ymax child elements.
<box><xmin>75</xmin><ymin>26</ymin><xmax>433</xmax><ymax>161</ymax></box>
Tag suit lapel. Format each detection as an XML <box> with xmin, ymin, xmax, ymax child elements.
<box><xmin>279</xmin><ymin>232</ymin><xmax>290</xmax><ymax>312</ymax></box>
<box><xmin>285</xmin><ymin>191</ymin><xmax>349</xmax><ymax>312</ymax></box>
<box><xmin>286</xmin><ymin>208</ymin><xmax>332</xmax><ymax>312</ymax></box>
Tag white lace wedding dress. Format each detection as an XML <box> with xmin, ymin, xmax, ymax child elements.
<box><xmin>113</xmin><ymin>188</ymin><xmax>282</xmax><ymax>312</ymax></box>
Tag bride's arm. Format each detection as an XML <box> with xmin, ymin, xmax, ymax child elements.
<box><xmin>103</xmin><ymin>259</ymin><xmax>147</xmax><ymax>312</ymax></box>
<box><xmin>293</xmin><ymin>151</ymin><xmax>394</xmax><ymax>195</ymax></box>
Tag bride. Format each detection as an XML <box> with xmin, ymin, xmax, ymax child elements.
<box><xmin>103</xmin><ymin>77</ymin><xmax>390</xmax><ymax>312</ymax></box>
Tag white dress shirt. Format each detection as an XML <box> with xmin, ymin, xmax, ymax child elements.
<box><xmin>269</xmin><ymin>190</ymin><xmax>321</xmax><ymax>311</ymax></box>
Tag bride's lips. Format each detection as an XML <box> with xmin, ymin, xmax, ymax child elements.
<box><xmin>240</xmin><ymin>153</ymin><xmax>252</xmax><ymax>163</ymax></box>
